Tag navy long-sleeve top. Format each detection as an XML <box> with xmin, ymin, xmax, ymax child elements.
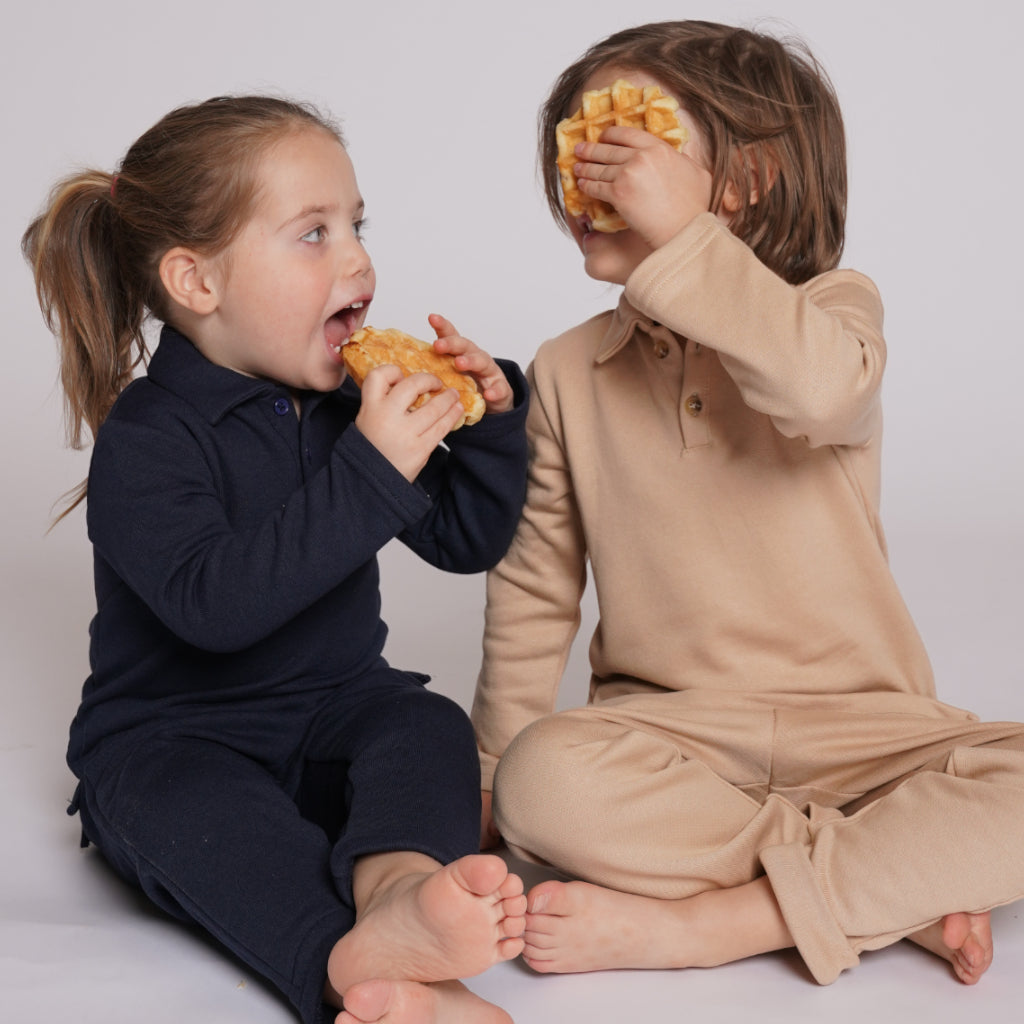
<box><xmin>68</xmin><ymin>326</ymin><xmax>529</xmax><ymax>774</ymax></box>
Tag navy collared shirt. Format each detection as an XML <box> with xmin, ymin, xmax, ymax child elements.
<box><xmin>69</xmin><ymin>326</ymin><xmax>529</xmax><ymax>772</ymax></box>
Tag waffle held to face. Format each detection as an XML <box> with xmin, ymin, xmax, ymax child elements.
<box><xmin>556</xmin><ymin>79</ymin><xmax>688</xmax><ymax>233</ymax></box>
<box><xmin>343</xmin><ymin>326</ymin><xmax>486</xmax><ymax>430</ymax></box>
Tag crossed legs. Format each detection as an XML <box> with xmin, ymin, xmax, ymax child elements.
<box><xmin>493</xmin><ymin>693</ymin><xmax>1024</xmax><ymax>986</ymax></box>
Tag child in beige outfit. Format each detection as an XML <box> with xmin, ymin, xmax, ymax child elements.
<box><xmin>472</xmin><ymin>20</ymin><xmax>1024</xmax><ymax>987</ymax></box>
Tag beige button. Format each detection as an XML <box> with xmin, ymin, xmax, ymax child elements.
<box><xmin>654</xmin><ymin>340</ymin><xmax>671</xmax><ymax>358</ymax></box>
<box><xmin>685</xmin><ymin>394</ymin><xmax>703</xmax><ymax>416</ymax></box>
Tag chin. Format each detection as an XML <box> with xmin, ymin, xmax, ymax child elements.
<box><xmin>583</xmin><ymin>256</ymin><xmax>631</xmax><ymax>287</ymax></box>
<box><xmin>581</xmin><ymin>239</ymin><xmax>648</xmax><ymax>286</ymax></box>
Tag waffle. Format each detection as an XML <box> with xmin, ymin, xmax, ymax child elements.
<box><xmin>556</xmin><ymin>79</ymin><xmax>688</xmax><ymax>232</ymax></box>
<box><xmin>343</xmin><ymin>326</ymin><xmax>486</xmax><ymax>429</ymax></box>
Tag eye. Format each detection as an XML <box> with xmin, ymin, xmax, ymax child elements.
<box><xmin>301</xmin><ymin>225</ymin><xmax>326</xmax><ymax>243</ymax></box>
<box><xmin>352</xmin><ymin>218</ymin><xmax>368</xmax><ymax>241</ymax></box>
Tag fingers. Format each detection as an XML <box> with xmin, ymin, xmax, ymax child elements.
<box><xmin>357</xmin><ymin>361</ymin><xmax>407</xmax><ymax>399</ymax></box>
<box><xmin>571</xmin><ymin>129</ymin><xmax>712</xmax><ymax>249</ymax></box>
<box><xmin>411</xmin><ymin>385</ymin><xmax>464</xmax><ymax>433</ymax></box>
<box><xmin>428</xmin><ymin>311</ymin><xmax>459</xmax><ymax>339</ymax></box>
<box><xmin>429</xmin><ymin>314</ymin><xmax>469</xmax><ymax>361</ymax></box>
<box><xmin>427</xmin><ymin>315</ymin><xmax>514</xmax><ymax>415</ymax></box>
<box><xmin>361</xmin><ymin>364</ymin><xmax>448</xmax><ymax>412</ymax></box>
<box><xmin>573</xmin><ymin>131</ymin><xmax>677</xmax><ymax>188</ymax></box>
<box><xmin>355</xmin><ymin>367</ymin><xmax>464</xmax><ymax>481</ymax></box>
<box><xmin>428</xmin><ymin>315</ymin><xmax>482</xmax><ymax>373</ymax></box>
<box><xmin>573</xmin><ymin>125</ymin><xmax>663</xmax><ymax>169</ymax></box>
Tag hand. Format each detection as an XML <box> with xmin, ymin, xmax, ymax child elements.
<box><xmin>428</xmin><ymin>313</ymin><xmax>514</xmax><ymax>415</ymax></box>
<box><xmin>480</xmin><ymin>789</ymin><xmax>501</xmax><ymax>850</ymax></box>
<box><xmin>573</xmin><ymin>126</ymin><xmax>713</xmax><ymax>249</ymax></box>
<box><xmin>354</xmin><ymin>363</ymin><xmax>465</xmax><ymax>481</ymax></box>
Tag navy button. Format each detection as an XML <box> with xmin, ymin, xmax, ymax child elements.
<box><xmin>273</xmin><ymin>398</ymin><xmax>290</xmax><ymax>416</ymax></box>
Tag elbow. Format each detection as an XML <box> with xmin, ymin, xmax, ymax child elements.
<box><xmin>773</xmin><ymin>383</ymin><xmax>882</xmax><ymax>450</ymax></box>
<box><xmin>167</xmin><ymin>613</ymin><xmax>260</xmax><ymax>654</ymax></box>
<box><xmin>154</xmin><ymin>581</ymin><xmax>269</xmax><ymax>653</ymax></box>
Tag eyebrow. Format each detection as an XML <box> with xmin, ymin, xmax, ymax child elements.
<box><xmin>279</xmin><ymin>200</ymin><xmax>365</xmax><ymax>231</ymax></box>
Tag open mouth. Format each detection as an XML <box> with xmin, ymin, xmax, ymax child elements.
<box><xmin>325</xmin><ymin>299</ymin><xmax>370</xmax><ymax>354</ymax></box>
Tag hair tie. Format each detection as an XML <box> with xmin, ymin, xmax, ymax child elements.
<box><xmin>110</xmin><ymin>174</ymin><xmax>119</xmax><ymax>199</ymax></box>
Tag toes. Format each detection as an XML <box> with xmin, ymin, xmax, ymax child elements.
<box><xmin>962</xmin><ymin>934</ymin><xmax>984</xmax><ymax>967</ymax></box>
<box><xmin>523</xmin><ymin>952</ymin><xmax>557</xmax><ymax>974</ymax></box>
<box><xmin>940</xmin><ymin>911</ymin><xmax>993</xmax><ymax>984</ymax></box>
<box><xmin>523</xmin><ymin>932</ymin><xmax>556</xmax><ymax>952</ymax></box>
<box><xmin>340</xmin><ymin>978</ymin><xmax>394</xmax><ymax>1022</ymax></box>
<box><xmin>941</xmin><ymin>912</ymin><xmax>972</xmax><ymax>950</ymax></box>
<box><xmin>450</xmin><ymin>854</ymin><xmax>510</xmax><ymax>897</ymax></box>
<box><xmin>526</xmin><ymin>879</ymin><xmax>568</xmax><ymax>915</ymax></box>
<box><xmin>503</xmin><ymin>893</ymin><xmax>528</xmax><ymax>920</ymax></box>
<box><xmin>498</xmin><ymin>871</ymin><xmax>525</xmax><ymax>901</ymax></box>
<box><xmin>501</xmin><ymin>910</ymin><xmax>526</xmax><ymax>939</ymax></box>
<box><xmin>499</xmin><ymin>935</ymin><xmax>526</xmax><ymax>961</ymax></box>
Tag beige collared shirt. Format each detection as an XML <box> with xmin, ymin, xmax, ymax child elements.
<box><xmin>473</xmin><ymin>214</ymin><xmax>936</xmax><ymax>788</ymax></box>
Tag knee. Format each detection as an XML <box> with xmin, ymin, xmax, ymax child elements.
<box><xmin>492</xmin><ymin>712</ymin><xmax>610</xmax><ymax>851</ymax></box>
<box><xmin>392</xmin><ymin>687</ymin><xmax>477</xmax><ymax>759</ymax></box>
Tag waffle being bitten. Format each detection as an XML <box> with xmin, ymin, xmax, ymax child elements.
<box><xmin>556</xmin><ymin>79</ymin><xmax>688</xmax><ymax>233</ymax></box>
<box><xmin>343</xmin><ymin>326</ymin><xmax>486</xmax><ymax>430</ymax></box>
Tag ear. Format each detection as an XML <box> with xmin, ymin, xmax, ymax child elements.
<box><xmin>720</xmin><ymin>145</ymin><xmax>779</xmax><ymax>213</ymax></box>
<box><xmin>158</xmin><ymin>247</ymin><xmax>221</xmax><ymax>316</ymax></box>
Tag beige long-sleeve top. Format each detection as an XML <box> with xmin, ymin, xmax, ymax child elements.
<box><xmin>473</xmin><ymin>213</ymin><xmax>936</xmax><ymax>788</ymax></box>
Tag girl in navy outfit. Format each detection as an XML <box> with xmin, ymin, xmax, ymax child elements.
<box><xmin>23</xmin><ymin>95</ymin><xmax>528</xmax><ymax>1024</ymax></box>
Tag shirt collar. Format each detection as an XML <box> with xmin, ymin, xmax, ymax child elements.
<box><xmin>596</xmin><ymin>293</ymin><xmax>674</xmax><ymax>363</ymax></box>
<box><xmin>146</xmin><ymin>325</ymin><xmax>333</xmax><ymax>423</ymax></box>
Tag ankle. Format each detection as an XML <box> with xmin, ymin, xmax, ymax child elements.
<box><xmin>352</xmin><ymin>851</ymin><xmax>440</xmax><ymax>914</ymax></box>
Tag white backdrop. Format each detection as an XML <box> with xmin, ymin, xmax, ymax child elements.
<box><xmin>3</xmin><ymin>2</ymin><xmax>1023</xmax><ymax>1022</ymax></box>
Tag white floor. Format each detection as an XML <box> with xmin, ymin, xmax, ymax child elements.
<box><xmin>4</xmin><ymin>525</ymin><xmax>1024</xmax><ymax>1024</ymax></box>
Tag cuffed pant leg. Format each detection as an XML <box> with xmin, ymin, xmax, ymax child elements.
<box><xmin>763</xmin><ymin>739</ymin><xmax>1024</xmax><ymax>984</ymax></box>
<box><xmin>79</xmin><ymin>736</ymin><xmax>351</xmax><ymax>1024</ymax></box>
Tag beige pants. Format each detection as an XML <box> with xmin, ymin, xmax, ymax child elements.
<box><xmin>492</xmin><ymin>689</ymin><xmax>1024</xmax><ymax>983</ymax></box>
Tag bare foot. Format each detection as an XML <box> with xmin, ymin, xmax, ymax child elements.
<box><xmin>336</xmin><ymin>979</ymin><xmax>513</xmax><ymax>1024</ymax></box>
<box><xmin>522</xmin><ymin>877</ymin><xmax>791</xmax><ymax>974</ymax></box>
<box><xmin>908</xmin><ymin>912</ymin><xmax>993</xmax><ymax>984</ymax></box>
<box><xmin>328</xmin><ymin>855</ymin><xmax>526</xmax><ymax>995</ymax></box>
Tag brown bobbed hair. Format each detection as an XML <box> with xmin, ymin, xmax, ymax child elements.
<box><xmin>538</xmin><ymin>20</ymin><xmax>847</xmax><ymax>285</ymax></box>
<box><xmin>23</xmin><ymin>96</ymin><xmax>343</xmax><ymax>467</ymax></box>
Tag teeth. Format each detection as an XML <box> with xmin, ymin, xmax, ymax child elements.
<box><xmin>350</xmin><ymin>301</ymin><xmax>364</xmax><ymax>310</ymax></box>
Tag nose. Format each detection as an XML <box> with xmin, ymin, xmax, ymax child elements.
<box><xmin>341</xmin><ymin>235</ymin><xmax>373</xmax><ymax>280</ymax></box>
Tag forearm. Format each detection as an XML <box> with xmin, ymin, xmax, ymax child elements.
<box><xmin>88</xmin><ymin>423</ymin><xmax>430</xmax><ymax>651</ymax></box>
<box><xmin>625</xmin><ymin>213</ymin><xmax>886</xmax><ymax>447</ymax></box>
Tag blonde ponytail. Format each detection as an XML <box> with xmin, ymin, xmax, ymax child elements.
<box><xmin>23</xmin><ymin>170</ymin><xmax>149</xmax><ymax>452</ymax></box>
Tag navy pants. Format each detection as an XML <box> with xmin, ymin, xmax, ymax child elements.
<box><xmin>72</xmin><ymin>670</ymin><xmax>482</xmax><ymax>1023</ymax></box>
